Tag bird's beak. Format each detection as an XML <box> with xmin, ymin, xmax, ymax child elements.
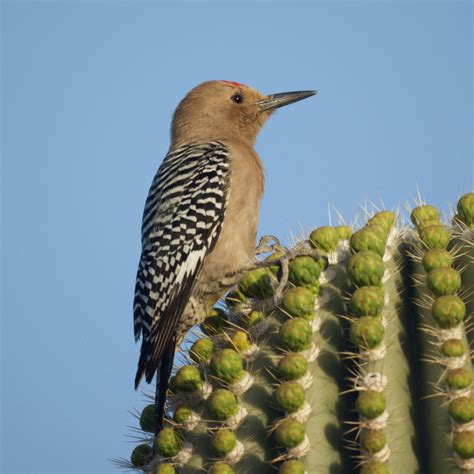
<box><xmin>256</xmin><ymin>90</ymin><xmax>317</xmax><ymax>112</ymax></box>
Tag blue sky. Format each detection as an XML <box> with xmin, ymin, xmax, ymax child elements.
<box><xmin>2</xmin><ymin>1</ymin><xmax>472</xmax><ymax>472</ymax></box>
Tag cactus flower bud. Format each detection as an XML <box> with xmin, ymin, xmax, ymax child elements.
<box><xmin>278</xmin><ymin>459</ymin><xmax>306</xmax><ymax>474</ymax></box>
<box><xmin>155</xmin><ymin>428</ymin><xmax>182</xmax><ymax>458</ymax></box>
<box><xmin>350</xmin><ymin>225</ymin><xmax>387</xmax><ymax>257</ymax></box>
<box><xmin>350</xmin><ymin>286</ymin><xmax>385</xmax><ymax>317</ymax></box>
<box><xmin>279</xmin><ymin>318</ymin><xmax>313</xmax><ymax>352</ymax></box>
<box><xmin>278</xmin><ymin>353</ymin><xmax>309</xmax><ymax>381</ymax></box>
<box><xmin>139</xmin><ymin>404</ymin><xmax>155</xmax><ymax>433</ymax></box>
<box><xmin>411</xmin><ymin>205</ymin><xmax>440</xmax><ymax>227</ymax></box>
<box><xmin>309</xmin><ymin>226</ymin><xmax>338</xmax><ymax>253</ymax></box>
<box><xmin>449</xmin><ymin>397</ymin><xmax>474</xmax><ymax>424</ymax></box>
<box><xmin>211</xmin><ymin>429</ymin><xmax>237</xmax><ymax>457</ymax></box>
<box><xmin>282</xmin><ymin>287</ymin><xmax>316</xmax><ymax>320</ymax></box>
<box><xmin>190</xmin><ymin>337</ymin><xmax>214</xmax><ymax>363</ymax></box>
<box><xmin>457</xmin><ymin>192</ymin><xmax>474</xmax><ymax>227</ymax></box>
<box><xmin>347</xmin><ymin>251</ymin><xmax>385</xmax><ymax>287</ymax></box>
<box><xmin>427</xmin><ymin>267</ymin><xmax>462</xmax><ymax>297</ymax></box>
<box><xmin>422</xmin><ymin>249</ymin><xmax>453</xmax><ymax>273</ymax></box>
<box><xmin>453</xmin><ymin>431</ymin><xmax>474</xmax><ymax>459</ymax></box>
<box><xmin>175</xmin><ymin>365</ymin><xmax>203</xmax><ymax>392</ymax></box>
<box><xmin>208</xmin><ymin>389</ymin><xmax>239</xmax><ymax>421</ymax></box>
<box><xmin>432</xmin><ymin>295</ymin><xmax>466</xmax><ymax>329</ymax></box>
<box><xmin>275</xmin><ymin>381</ymin><xmax>306</xmax><ymax>413</ymax></box>
<box><xmin>274</xmin><ymin>418</ymin><xmax>306</xmax><ymax>449</ymax></box>
<box><xmin>356</xmin><ymin>390</ymin><xmax>386</xmax><ymax>419</ymax></box>
<box><xmin>131</xmin><ymin>443</ymin><xmax>152</xmax><ymax>467</ymax></box>
<box><xmin>350</xmin><ymin>317</ymin><xmax>385</xmax><ymax>350</ymax></box>
<box><xmin>210</xmin><ymin>349</ymin><xmax>245</xmax><ymax>384</ymax></box>
<box><xmin>419</xmin><ymin>225</ymin><xmax>450</xmax><ymax>250</ymax></box>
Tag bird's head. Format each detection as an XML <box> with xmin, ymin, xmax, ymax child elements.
<box><xmin>171</xmin><ymin>80</ymin><xmax>316</xmax><ymax>145</ymax></box>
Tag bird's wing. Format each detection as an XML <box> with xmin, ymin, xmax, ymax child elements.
<box><xmin>133</xmin><ymin>142</ymin><xmax>231</xmax><ymax>386</ymax></box>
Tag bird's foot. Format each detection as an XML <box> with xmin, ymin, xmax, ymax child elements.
<box><xmin>254</xmin><ymin>234</ymin><xmax>286</xmax><ymax>256</ymax></box>
<box><xmin>223</xmin><ymin>239</ymin><xmax>324</xmax><ymax>308</ymax></box>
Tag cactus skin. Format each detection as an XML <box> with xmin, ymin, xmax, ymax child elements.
<box><xmin>125</xmin><ymin>195</ymin><xmax>474</xmax><ymax>474</ymax></box>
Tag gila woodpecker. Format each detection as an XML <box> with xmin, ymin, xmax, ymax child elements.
<box><xmin>133</xmin><ymin>80</ymin><xmax>315</xmax><ymax>433</ymax></box>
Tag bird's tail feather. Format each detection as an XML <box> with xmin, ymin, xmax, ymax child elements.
<box><xmin>155</xmin><ymin>341</ymin><xmax>176</xmax><ymax>435</ymax></box>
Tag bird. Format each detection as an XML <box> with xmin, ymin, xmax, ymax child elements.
<box><xmin>133</xmin><ymin>80</ymin><xmax>316</xmax><ymax>435</ymax></box>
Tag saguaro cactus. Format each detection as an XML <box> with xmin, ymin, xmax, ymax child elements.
<box><xmin>119</xmin><ymin>192</ymin><xmax>474</xmax><ymax>474</ymax></box>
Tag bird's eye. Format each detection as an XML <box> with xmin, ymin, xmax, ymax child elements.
<box><xmin>231</xmin><ymin>93</ymin><xmax>244</xmax><ymax>104</ymax></box>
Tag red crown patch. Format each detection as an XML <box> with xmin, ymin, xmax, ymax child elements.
<box><xmin>221</xmin><ymin>80</ymin><xmax>247</xmax><ymax>88</ymax></box>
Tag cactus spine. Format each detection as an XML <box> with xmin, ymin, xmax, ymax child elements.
<box><xmin>119</xmin><ymin>192</ymin><xmax>474</xmax><ymax>474</ymax></box>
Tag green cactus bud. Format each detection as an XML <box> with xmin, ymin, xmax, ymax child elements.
<box><xmin>244</xmin><ymin>309</ymin><xmax>264</xmax><ymax>327</ymax></box>
<box><xmin>421</xmin><ymin>249</ymin><xmax>453</xmax><ymax>273</ymax></box>
<box><xmin>278</xmin><ymin>459</ymin><xmax>306</xmax><ymax>474</ymax></box>
<box><xmin>350</xmin><ymin>317</ymin><xmax>385</xmax><ymax>350</ymax></box>
<box><xmin>210</xmin><ymin>349</ymin><xmax>244</xmax><ymax>383</ymax></box>
<box><xmin>173</xmin><ymin>405</ymin><xmax>194</xmax><ymax>424</ymax></box>
<box><xmin>130</xmin><ymin>443</ymin><xmax>152</xmax><ymax>467</ymax></box>
<box><xmin>155</xmin><ymin>428</ymin><xmax>182</xmax><ymax>458</ymax></box>
<box><xmin>278</xmin><ymin>353</ymin><xmax>308</xmax><ymax>381</ymax></box>
<box><xmin>350</xmin><ymin>286</ymin><xmax>385</xmax><ymax>317</ymax></box>
<box><xmin>446</xmin><ymin>368</ymin><xmax>473</xmax><ymax>390</ymax></box>
<box><xmin>155</xmin><ymin>464</ymin><xmax>176</xmax><ymax>474</ymax></box>
<box><xmin>201</xmin><ymin>308</ymin><xmax>228</xmax><ymax>335</ymax></box>
<box><xmin>211</xmin><ymin>428</ymin><xmax>237</xmax><ymax>457</ymax></box>
<box><xmin>347</xmin><ymin>251</ymin><xmax>385</xmax><ymax>287</ymax></box>
<box><xmin>318</xmin><ymin>256</ymin><xmax>329</xmax><ymax>271</ymax></box>
<box><xmin>139</xmin><ymin>404</ymin><xmax>155</xmax><ymax>433</ymax></box>
<box><xmin>411</xmin><ymin>205</ymin><xmax>440</xmax><ymax>227</ymax></box>
<box><xmin>419</xmin><ymin>225</ymin><xmax>450</xmax><ymax>250</ymax></box>
<box><xmin>275</xmin><ymin>381</ymin><xmax>306</xmax><ymax>413</ymax></box>
<box><xmin>350</xmin><ymin>225</ymin><xmax>387</xmax><ymax>257</ymax></box>
<box><xmin>335</xmin><ymin>225</ymin><xmax>353</xmax><ymax>241</ymax></box>
<box><xmin>279</xmin><ymin>318</ymin><xmax>313</xmax><ymax>352</ymax></box>
<box><xmin>453</xmin><ymin>431</ymin><xmax>474</xmax><ymax>459</ymax></box>
<box><xmin>190</xmin><ymin>337</ymin><xmax>214</xmax><ymax>363</ymax></box>
<box><xmin>230</xmin><ymin>330</ymin><xmax>252</xmax><ymax>353</ymax></box>
<box><xmin>427</xmin><ymin>267</ymin><xmax>462</xmax><ymax>297</ymax></box>
<box><xmin>360</xmin><ymin>462</ymin><xmax>389</xmax><ymax>474</ymax></box>
<box><xmin>208</xmin><ymin>389</ymin><xmax>239</xmax><ymax>421</ymax></box>
<box><xmin>361</xmin><ymin>429</ymin><xmax>386</xmax><ymax>454</ymax></box>
<box><xmin>175</xmin><ymin>365</ymin><xmax>202</xmax><ymax>392</ymax></box>
<box><xmin>369</xmin><ymin>211</ymin><xmax>396</xmax><ymax>231</ymax></box>
<box><xmin>418</xmin><ymin>218</ymin><xmax>442</xmax><ymax>230</ymax></box>
<box><xmin>449</xmin><ymin>397</ymin><xmax>474</xmax><ymax>424</ymax></box>
<box><xmin>239</xmin><ymin>268</ymin><xmax>275</xmax><ymax>299</ymax></box>
<box><xmin>441</xmin><ymin>338</ymin><xmax>466</xmax><ymax>358</ymax></box>
<box><xmin>288</xmin><ymin>256</ymin><xmax>321</xmax><ymax>293</ymax></box>
<box><xmin>208</xmin><ymin>462</ymin><xmax>236</xmax><ymax>474</ymax></box>
<box><xmin>356</xmin><ymin>390</ymin><xmax>386</xmax><ymax>419</ymax></box>
<box><xmin>225</xmin><ymin>288</ymin><xmax>248</xmax><ymax>309</ymax></box>
<box><xmin>274</xmin><ymin>418</ymin><xmax>306</xmax><ymax>449</ymax></box>
<box><xmin>281</xmin><ymin>287</ymin><xmax>316</xmax><ymax>319</ymax></box>
<box><xmin>309</xmin><ymin>226</ymin><xmax>338</xmax><ymax>252</ymax></box>
<box><xmin>457</xmin><ymin>192</ymin><xmax>474</xmax><ymax>227</ymax></box>
<box><xmin>432</xmin><ymin>295</ymin><xmax>466</xmax><ymax>329</ymax></box>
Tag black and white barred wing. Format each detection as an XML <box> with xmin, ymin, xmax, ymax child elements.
<box><xmin>134</xmin><ymin>142</ymin><xmax>230</xmax><ymax>386</ymax></box>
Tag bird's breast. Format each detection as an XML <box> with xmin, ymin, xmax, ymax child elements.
<box><xmin>199</xmin><ymin>143</ymin><xmax>265</xmax><ymax>284</ymax></box>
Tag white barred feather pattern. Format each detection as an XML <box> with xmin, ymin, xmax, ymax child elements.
<box><xmin>133</xmin><ymin>141</ymin><xmax>230</xmax><ymax>385</ymax></box>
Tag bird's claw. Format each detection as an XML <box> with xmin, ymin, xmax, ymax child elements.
<box><xmin>255</xmin><ymin>234</ymin><xmax>285</xmax><ymax>256</ymax></box>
